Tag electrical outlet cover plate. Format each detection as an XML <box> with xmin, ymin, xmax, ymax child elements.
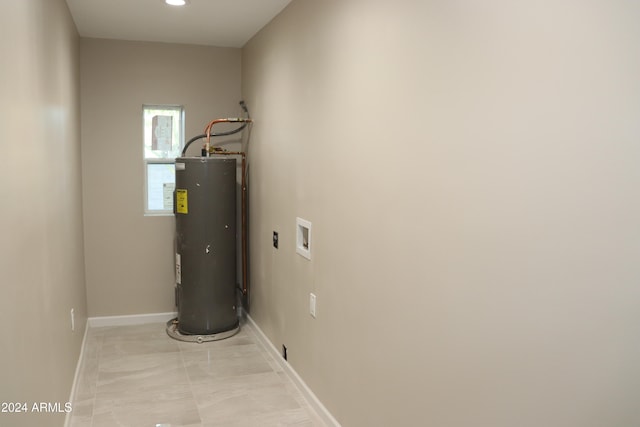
<box><xmin>310</xmin><ymin>293</ymin><xmax>316</xmax><ymax>318</ymax></box>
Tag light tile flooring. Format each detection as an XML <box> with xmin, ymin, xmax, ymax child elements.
<box><xmin>70</xmin><ymin>320</ymin><xmax>326</xmax><ymax>427</ymax></box>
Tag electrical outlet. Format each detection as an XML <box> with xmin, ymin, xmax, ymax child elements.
<box><xmin>70</xmin><ymin>308</ymin><xmax>75</xmax><ymax>332</ymax></box>
<box><xmin>309</xmin><ymin>293</ymin><xmax>316</xmax><ymax>318</ymax></box>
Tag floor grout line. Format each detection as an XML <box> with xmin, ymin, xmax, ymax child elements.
<box><xmin>176</xmin><ymin>330</ymin><xmax>204</xmax><ymax>426</ymax></box>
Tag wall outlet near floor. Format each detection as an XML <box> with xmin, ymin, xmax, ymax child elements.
<box><xmin>309</xmin><ymin>293</ymin><xmax>316</xmax><ymax>318</ymax></box>
<box><xmin>70</xmin><ymin>308</ymin><xmax>75</xmax><ymax>331</ymax></box>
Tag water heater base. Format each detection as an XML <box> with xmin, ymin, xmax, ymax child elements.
<box><xmin>165</xmin><ymin>318</ymin><xmax>240</xmax><ymax>343</ymax></box>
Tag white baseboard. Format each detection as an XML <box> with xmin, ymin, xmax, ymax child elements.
<box><xmin>64</xmin><ymin>319</ymin><xmax>89</xmax><ymax>427</ymax></box>
<box><xmin>244</xmin><ymin>313</ymin><xmax>342</xmax><ymax>427</ymax></box>
<box><xmin>88</xmin><ymin>311</ymin><xmax>177</xmax><ymax>328</ymax></box>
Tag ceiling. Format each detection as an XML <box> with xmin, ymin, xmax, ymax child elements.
<box><xmin>65</xmin><ymin>0</ymin><xmax>292</xmax><ymax>48</ymax></box>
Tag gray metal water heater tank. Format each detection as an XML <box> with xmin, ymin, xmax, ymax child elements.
<box><xmin>174</xmin><ymin>157</ymin><xmax>238</xmax><ymax>335</ymax></box>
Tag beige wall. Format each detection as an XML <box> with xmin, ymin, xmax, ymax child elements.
<box><xmin>80</xmin><ymin>39</ymin><xmax>242</xmax><ymax>316</ymax></box>
<box><xmin>0</xmin><ymin>0</ymin><xmax>86</xmax><ymax>425</ymax></box>
<box><xmin>242</xmin><ymin>1</ymin><xmax>640</xmax><ymax>426</ymax></box>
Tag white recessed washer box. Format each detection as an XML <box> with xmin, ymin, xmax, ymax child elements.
<box><xmin>296</xmin><ymin>217</ymin><xmax>312</xmax><ymax>260</ymax></box>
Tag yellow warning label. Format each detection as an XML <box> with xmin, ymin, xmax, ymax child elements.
<box><xmin>176</xmin><ymin>189</ymin><xmax>188</xmax><ymax>214</ymax></box>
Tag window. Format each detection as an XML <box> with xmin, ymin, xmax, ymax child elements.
<box><xmin>143</xmin><ymin>105</ymin><xmax>185</xmax><ymax>214</ymax></box>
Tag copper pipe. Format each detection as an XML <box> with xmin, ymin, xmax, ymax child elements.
<box><xmin>209</xmin><ymin>150</ymin><xmax>248</xmax><ymax>297</ymax></box>
<box><xmin>241</xmin><ymin>155</ymin><xmax>247</xmax><ymax>297</ymax></box>
<box><xmin>202</xmin><ymin>115</ymin><xmax>252</xmax><ymax>296</ymax></box>
<box><xmin>204</xmin><ymin>118</ymin><xmax>252</xmax><ymax>155</ymax></box>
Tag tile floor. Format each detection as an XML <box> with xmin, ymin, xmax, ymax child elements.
<box><xmin>69</xmin><ymin>320</ymin><xmax>326</xmax><ymax>427</ymax></box>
